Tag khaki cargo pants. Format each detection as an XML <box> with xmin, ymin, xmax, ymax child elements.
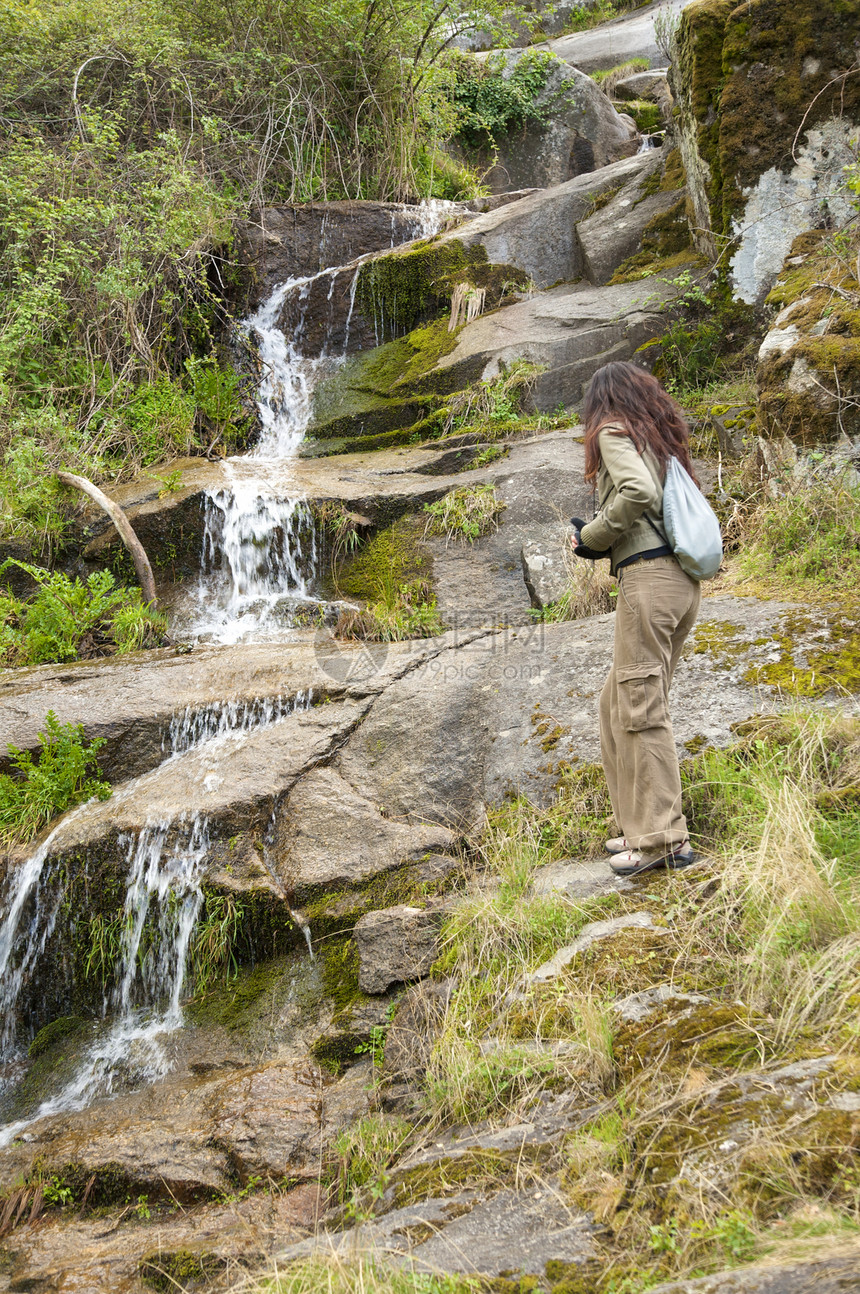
<box><xmin>599</xmin><ymin>555</ymin><xmax>700</xmax><ymax>860</ymax></box>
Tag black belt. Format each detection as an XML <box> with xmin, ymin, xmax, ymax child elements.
<box><xmin>616</xmin><ymin>545</ymin><xmax>673</xmax><ymax>572</ymax></box>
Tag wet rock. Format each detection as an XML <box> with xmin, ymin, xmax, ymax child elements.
<box><xmin>241</xmin><ymin>201</ymin><xmax>457</xmax><ymax>308</ymax></box>
<box><xmin>0</xmin><ymin>1191</ymin><xmax>314</xmax><ymax>1294</ymax></box>
<box><xmin>644</xmin><ymin>1245</ymin><xmax>860</xmax><ymax>1293</ymax></box>
<box><xmin>354</xmin><ymin>905</ymin><xmax>446</xmax><ymax>994</ymax></box>
<box><xmin>382</xmin><ymin>980</ymin><xmax>454</xmax><ymax>1086</ymax></box>
<box><xmin>311</xmin><ymin>997</ymin><xmax>396</xmax><ymax>1075</ymax></box>
<box><xmin>530</xmin><ymin>912</ymin><xmax>658</xmax><ymax>984</ymax></box>
<box><xmin>447</xmin><ymin>150</ymin><xmax>656</xmax><ymax>288</ymax></box>
<box><xmin>452</xmin><ymin>51</ymin><xmax>638</xmax><ymax>194</ymax></box>
<box><xmin>0</xmin><ymin>1057</ymin><xmax>371</xmax><ymax>1203</ymax></box>
<box><xmin>577</xmin><ymin>147</ymin><xmax>684</xmax><ymax>286</ymax></box>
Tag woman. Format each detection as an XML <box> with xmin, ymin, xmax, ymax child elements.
<box><xmin>571</xmin><ymin>361</ymin><xmax>699</xmax><ymax>877</ymax></box>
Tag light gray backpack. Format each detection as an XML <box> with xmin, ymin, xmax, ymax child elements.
<box><xmin>659</xmin><ymin>457</ymin><xmax>723</xmax><ymax>581</ymax></box>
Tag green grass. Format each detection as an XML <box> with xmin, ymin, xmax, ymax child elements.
<box><xmin>0</xmin><ymin>711</ymin><xmax>110</xmax><ymax>845</ymax></box>
<box><xmin>0</xmin><ymin>562</ymin><xmax>167</xmax><ymax>666</ymax></box>
<box><xmin>729</xmin><ymin>481</ymin><xmax>860</xmax><ymax>601</ymax></box>
<box><xmin>424</xmin><ymin>484</ymin><xmax>505</xmax><ymax>543</ymax></box>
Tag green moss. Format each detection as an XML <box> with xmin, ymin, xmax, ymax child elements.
<box><xmin>320</xmin><ymin>937</ymin><xmax>362</xmax><ymax>1012</ymax></box>
<box><xmin>28</xmin><ymin>1015</ymin><xmax>86</xmax><ymax>1059</ymax></box>
<box><xmin>140</xmin><ymin>1249</ymin><xmax>224</xmax><ymax>1289</ymax></box>
<box><xmin>615</xmin><ymin>98</ymin><xmax>661</xmax><ymax>133</ymax></box>
<box><xmin>718</xmin><ymin>0</ymin><xmax>860</xmax><ymax>226</ymax></box>
<box><xmin>393</xmin><ymin>1148</ymin><xmax>517</xmax><ymax>1207</ymax></box>
<box><xmin>306</xmin><ymin>316</ymin><xmax>478</xmax><ymax>449</ymax></box>
<box><xmin>614</xmin><ymin>1000</ymin><xmax>770</xmax><ymax>1082</ymax></box>
<box><xmin>674</xmin><ymin>0</ymin><xmax>735</xmax><ymax>233</ymax></box>
<box><xmin>747</xmin><ymin>632</ymin><xmax>860</xmax><ymax>698</ymax></box>
<box><xmin>355</xmin><ymin>238</ymin><xmax>528</xmax><ymax>340</ymax></box>
<box><xmin>337</xmin><ymin>514</ymin><xmax>431</xmax><ymax>605</ymax></box>
<box><xmin>186</xmin><ymin>956</ymin><xmax>293</xmax><ymax>1031</ymax></box>
<box><xmin>676</xmin><ymin>0</ymin><xmax>860</xmax><ymax>241</ymax></box>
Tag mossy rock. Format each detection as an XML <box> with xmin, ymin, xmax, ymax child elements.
<box><xmin>675</xmin><ymin>0</ymin><xmax>860</xmax><ymax>244</ymax></box>
<box><xmin>613</xmin><ymin>998</ymin><xmax>772</xmax><ymax>1082</ymax></box>
<box><xmin>758</xmin><ymin>230</ymin><xmax>860</xmax><ymax>445</ymax></box>
<box><xmin>306</xmin><ymin>316</ymin><xmax>484</xmax><ymax>450</ymax></box>
<box><xmin>354</xmin><ymin>237</ymin><xmax>528</xmax><ymax>340</ymax></box>
<box><xmin>140</xmin><ymin>1248</ymin><xmax>228</xmax><ymax>1290</ymax></box>
<box><xmin>335</xmin><ymin>514</ymin><xmax>432</xmax><ymax>606</ymax></box>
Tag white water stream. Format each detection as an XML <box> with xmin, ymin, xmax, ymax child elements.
<box><xmin>0</xmin><ymin>691</ymin><xmax>314</xmax><ymax>1138</ymax></box>
<box><xmin>0</xmin><ymin>200</ymin><xmax>456</xmax><ymax>1140</ymax></box>
<box><xmin>184</xmin><ymin>199</ymin><xmax>458</xmax><ymax>644</ymax></box>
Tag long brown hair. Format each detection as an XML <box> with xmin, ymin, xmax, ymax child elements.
<box><xmin>582</xmin><ymin>362</ymin><xmax>698</xmax><ymax>485</ymax></box>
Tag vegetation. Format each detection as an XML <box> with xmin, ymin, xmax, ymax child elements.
<box><xmin>0</xmin><ymin>0</ymin><xmax>537</xmax><ymax>549</ymax></box>
<box><xmin>0</xmin><ymin>711</ymin><xmax>110</xmax><ymax>845</ymax></box>
<box><xmin>0</xmin><ymin>562</ymin><xmax>167</xmax><ymax>665</ymax></box>
<box><xmin>449</xmin><ymin>49</ymin><xmax>563</xmax><ymax>150</ymax></box>
<box><xmin>335</xmin><ymin>581</ymin><xmax>444</xmax><ymax>642</ymax></box>
<box><xmin>727</xmin><ymin>478</ymin><xmax>860</xmax><ymax>604</ymax></box>
<box><xmin>424</xmin><ymin>484</ymin><xmax>505</xmax><ymax>543</ymax></box>
<box><xmin>261</xmin><ymin>1255</ymin><xmax>477</xmax><ymax>1294</ymax></box>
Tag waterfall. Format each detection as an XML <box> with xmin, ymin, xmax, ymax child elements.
<box><xmin>0</xmin><ymin>818</ymin><xmax>209</xmax><ymax>1148</ymax></box>
<box><xmin>0</xmin><ymin>805</ymin><xmax>91</xmax><ymax>1059</ymax></box>
<box><xmin>183</xmin><ymin>200</ymin><xmax>459</xmax><ymax>646</ymax></box>
<box><xmin>164</xmin><ymin>689</ymin><xmax>313</xmax><ymax>755</ymax></box>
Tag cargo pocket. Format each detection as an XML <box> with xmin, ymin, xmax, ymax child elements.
<box><xmin>616</xmin><ymin>662</ymin><xmax>663</xmax><ymax>732</ymax></box>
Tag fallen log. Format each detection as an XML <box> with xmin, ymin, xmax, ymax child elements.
<box><xmin>57</xmin><ymin>471</ymin><xmax>158</xmax><ymax>607</ymax></box>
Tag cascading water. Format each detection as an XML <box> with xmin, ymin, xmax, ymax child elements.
<box><xmin>0</xmin><ymin>818</ymin><xmax>208</xmax><ymax>1148</ymax></box>
<box><xmin>0</xmin><ymin>689</ymin><xmax>315</xmax><ymax>1139</ymax></box>
<box><xmin>184</xmin><ymin>200</ymin><xmax>459</xmax><ymax>645</ymax></box>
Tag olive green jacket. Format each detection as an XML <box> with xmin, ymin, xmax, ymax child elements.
<box><xmin>579</xmin><ymin>425</ymin><xmax>666</xmax><ymax>575</ymax></box>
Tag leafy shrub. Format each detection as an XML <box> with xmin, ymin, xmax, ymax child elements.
<box><xmin>450</xmin><ymin>49</ymin><xmax>564</xmax><ymax>148</ymax></box>
<box><xmin>0</xmin><ymin>562</ymin><xmax>167</xmax><ymax>666</ymax></box>
<box><xmin>0</xmin><ymin>712</ymin><xmax>111</xmax><ymax>845</ymax></box>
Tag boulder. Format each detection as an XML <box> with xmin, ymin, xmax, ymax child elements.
<box><xmin>576</xmin><ymin>146</ymin><xmax>683</xmax><ymax>285</ymax></box>
<box><xmin>672</xmin><ymin>0</ymin><xmax>860</xmax><ymax>302</ymax></box>
<box><xmin>614</xmin><ymin>69</ymin><xmax>671</xmax><ymax>102</ymax></box>
<box><xmin>452</xmin><ymin>50</ymin><xmax>638</xmax><ymax>194</ymax></box>
<box><xmin>275</xmin><ymin>767</ymin><xmax>456</xmax><ymax>896</ymax></box>
<box><xmin>354</xmin><ymin>904</ymin><xmax>446</xmax><ymax>993</ymax></box>
<box><xmin>0</xmin><ymin>1057</ymin><xmax>372</xmax><ymax>1202</ymax></box>
<box><xmin>446</xmin><ymin>150</ymin><xmax>657</xmax><ymax>288</ymax></box>
<box><xmin>429</xmin><ymin>274</ymin><xmax>682</xmax><ymax>410</ymax></box>
<box><xmin>540</xmin><ymin>0</ymin><xmax>688</xmax><ymax>74</ymax></box>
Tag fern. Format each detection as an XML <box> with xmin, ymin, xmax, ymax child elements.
<box><xmin>0</xmin><ymin>711</ymin><xmax>110</xmax><ymax>845</ymax></box>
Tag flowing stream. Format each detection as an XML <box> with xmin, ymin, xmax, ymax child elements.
<box><xmin>184</xmin><ymin>199</ymin><xmax>458</xmax><ymax>643</ymax></box>
<box><xmin>0</xmin><ymin>200</ymin><xmax>457</xmax><ymax>1139</ymax></box>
